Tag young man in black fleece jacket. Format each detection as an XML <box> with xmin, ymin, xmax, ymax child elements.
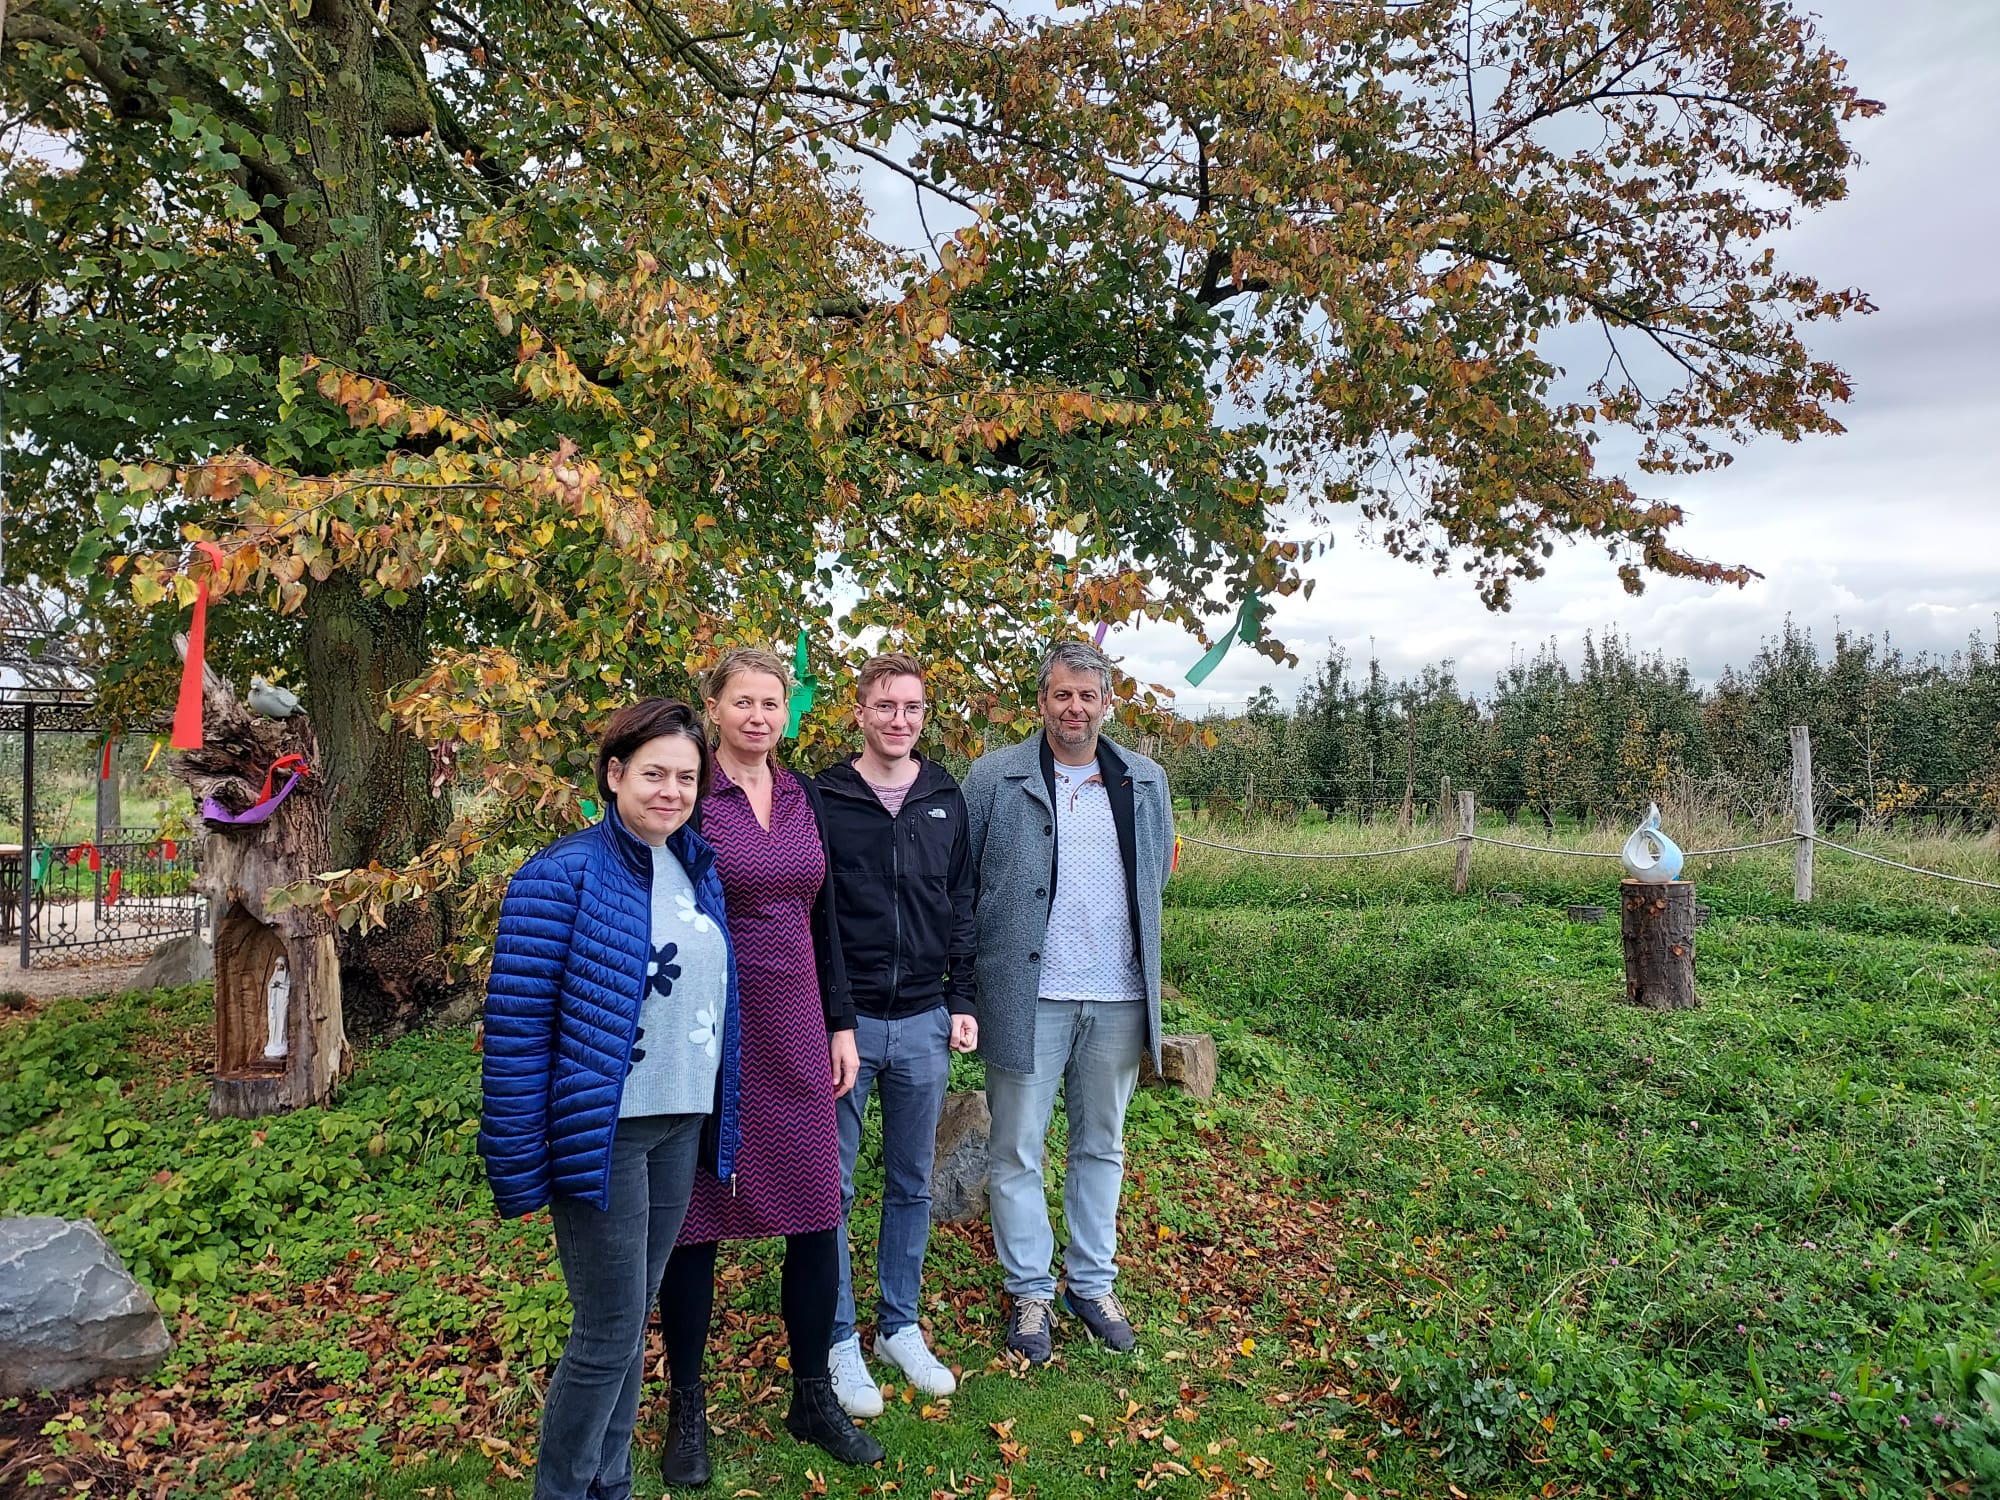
<box><xmin>814</xmin><ymin>652</ymin><xmax>979</xmax><ymax>1416</ymax></box>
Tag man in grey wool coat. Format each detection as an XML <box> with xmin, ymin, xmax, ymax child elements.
<box><xmin>961</xmin><ymin>639</ymin><xmax>1175</xmax><ymax>1363</ymax></box>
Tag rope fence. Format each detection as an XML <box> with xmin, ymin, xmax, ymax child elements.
<box><xmin>1176</xmin><ymin>833</ymin><xmax>1458</xmax><ymax>860</ymax></box>
<box><xmin>1811</xmin><ymin>836</ymin><xmax>2000</xmax><ymax>892</ymax></box>
<box><xmin>1173</xmin><ymin>825</ymin><xmax>1999</xmax><ymax>895</ymax></box>
<box><xmin>1166</xmin><ymin>726</ymin><xmax>2000</xmax><ymax>902</ymax></box>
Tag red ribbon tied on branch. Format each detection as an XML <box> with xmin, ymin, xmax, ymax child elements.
<box><xmin>170</xmin><ymin>540</ymin><xmax>228</xmax><ymax>751</ymax></box>
<box><xmin>200</xmin><ymin>753</ymin><xmax>312</xmax><ymax>827</ymax></box>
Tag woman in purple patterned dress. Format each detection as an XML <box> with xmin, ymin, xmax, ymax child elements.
<box><xmin>656</xmin><ymin>647</ymin><xmax>882</xmax><ymax>1484</ymax></box>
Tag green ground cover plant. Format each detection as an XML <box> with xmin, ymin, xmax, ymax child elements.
<box><xmin>1</xmin><ymin>834</ymin><xmax>1995</xmax><ymax>1497</ymax></box>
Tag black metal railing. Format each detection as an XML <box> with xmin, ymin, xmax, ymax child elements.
<box><xmin>4</xmin><ymin>835</ymin><xmax>205</xmax><ymax>967</ymax></box>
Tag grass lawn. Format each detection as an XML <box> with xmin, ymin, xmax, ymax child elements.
<box><xmin>2</xmin><ymin>834</ymin><xmax>1997</xmax><ymax>1497</ymax></box>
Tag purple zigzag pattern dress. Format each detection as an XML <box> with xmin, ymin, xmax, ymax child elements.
<box><xmin>679</xmin><ymin>764</ymin><xmax>842</xmax><ymax>1243</ymax></box>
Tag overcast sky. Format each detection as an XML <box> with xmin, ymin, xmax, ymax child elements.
<box><xmin>863</xmin><ymin>0</ymin><xmax>1999</xmax><ymax>709</ymax></box>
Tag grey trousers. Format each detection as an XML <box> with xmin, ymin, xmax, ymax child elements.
<box><xmin>985</xmin><ymin>999</ymin><xmax>1145</xmax><ymax>1302</ymax></box>
<box><xmin>534</xmin><ymin>1113</ymin><xmax>704</xmax><ymax>1500</ymax></box>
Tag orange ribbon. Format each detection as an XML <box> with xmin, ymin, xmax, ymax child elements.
<box><xmin>170</xmin><ymin>541</ymin><xmax>227</xmax><ymax>751</ymax></box>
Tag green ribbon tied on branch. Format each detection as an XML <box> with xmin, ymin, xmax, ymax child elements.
<box><xmin>1185</xmin><ymin>593</ymin><xmax>1267</xmax><ymax>686</ymax></box>
<box><xmin>785</xmin><ymin>628</ymin><xmax>818</xmax><ymax>740</ymax></box>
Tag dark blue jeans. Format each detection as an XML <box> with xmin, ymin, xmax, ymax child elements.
<box><xmin>834</xmin><ymin>1007</ymin><xmax>951</xmax><ymax>1344</ymax></box>
<box><xmin>535</xmin><ymin>1113</ymin><xmax>704</xmax><ymax>1500</ymax></box>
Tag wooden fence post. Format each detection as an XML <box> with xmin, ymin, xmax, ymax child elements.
<box><xmin>1453</xmin><ymin>791</ymin><xmax>1475</xmax><ymax>894</ymax></box>
<box><xmin>1438</xmin><ymin>774</ymin><xmax>1452</xmax><ymax>832</ymax></box>
<box><xmin>1790</xmin><ymin>724</ymin><xmax>1815</xmax><ymax>903</ymax></box>
<box><xmin>1244</xmin><ymin>772</ymin><xmax>1255</xmax><ymax>821</ymax></box>
<box><xmin>1398</xmin><ymin>697</ymin><xmax>1416</xmax><ymax>831</ymax></box>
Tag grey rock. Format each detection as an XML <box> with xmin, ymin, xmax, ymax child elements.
<box><xmin>930</xmin><ymin>1090</ymin><xmax>991</xmax><ymax>1224</ymax></box>
<box><xmin>0</xmin><ymin>1218</ymin><xmax>172</xmax><ymax>1395</ymax></box>
<box><xmin>128</xmin><ymin>934</ymin><xmax>213</xmax><ymax>992</ymax></box>
<box><xmin>1139</xmin><ymin>1033</ymin><xmax>1218</xmax><ymax>1101</ymax></box>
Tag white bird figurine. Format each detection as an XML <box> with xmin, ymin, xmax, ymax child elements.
<box><xmin>247</xmin><ymin>675</ymin><xmax>302</xmax><ymax>719</ymax></box>
<box><xmin>1621</xmin><ymin>802</ymin><xmax>1684</xmax><ymax>884</ymax></box>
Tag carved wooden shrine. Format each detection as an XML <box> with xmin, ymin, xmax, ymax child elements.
<box><xmin>178</xmin><ymin>653</ymin><xmax>347</xmax><ymax>1117</ymax></box>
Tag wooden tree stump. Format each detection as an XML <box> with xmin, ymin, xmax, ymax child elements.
<box><xmin>173</xmin><ymin>647</ymin><xmax>347</xmax><ymax>1117</ymax></box>
<box><xmin>1620</xmin><ymin>880</ymin><xmax>1698</xmax><ymax>1010</ymax></box>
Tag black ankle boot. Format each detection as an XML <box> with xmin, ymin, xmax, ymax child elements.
<box><xmin>661</xmin><ymin>1383</ymin><xmax>711</xmax><ymax>1487</ymax></box>
<box><xmin>784</xmin><ymin>1375</ymin><xmax>884</xmax><ymax>1466</ymax></box>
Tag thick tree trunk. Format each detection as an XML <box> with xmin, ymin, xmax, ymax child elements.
<box><xmin>274</xmin><ymin>0</ymin><xmax>387</xmax><ymax>350</ymax></box>
<box><xmin>263</xmin><ymin>0</ymin><xmax>456</xmax><ymax>1033</ymax></box>
<box><xmin>303</xmin><ymin>577</ymin><xmax>455</xmax><ymax>1035</ymax></box>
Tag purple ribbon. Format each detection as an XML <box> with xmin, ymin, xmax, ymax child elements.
<box><xmin>1093</xmin><ymin>619</ymin><xmax>1110</xmax><ymax>647</ymax></box>
<box><xmin>201</xmin><ymin>770</ymin><xmax>305</xmax><ymax>826</ymax></box>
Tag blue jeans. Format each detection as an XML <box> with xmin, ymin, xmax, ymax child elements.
<box><xmin>986</xmin><ymin>999</ymin><xmax>1146</xmax><ymax>1302</ymax></box>
<box><xmin>834</xmin><ymin>1007</ymin><xmax>952</xmax><ymax>1344</ymax></box>
<box><xmin>536</xmin><ymin>1113</ymin><xmax>704</xmax><ymax>1500</ymax></box>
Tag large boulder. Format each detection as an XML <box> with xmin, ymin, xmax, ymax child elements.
<box><xmin>1139</xmin><ymin>1033</ymin><xmax>1218</xmax><ymax>1101</ymax></box>
<box><xmin>0</xmin><ymin>1218</ymin><xmax>172</xmax><ymax>1395</ymax></box>
<box><xmin>127</xmin><ymin>934</ymin><xmax>213</xmax><ymax>992</ymax></box>
<box><xmin>930</xmin><ymin>1090</ymin><xmax>991</xmax><ymax>1224</ymax></box>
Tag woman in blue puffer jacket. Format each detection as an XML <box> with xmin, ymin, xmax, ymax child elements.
<box><xmin>478</xmin><ymin>697</ymin><xmax>741</xmax><ymax>1500</ymax></box>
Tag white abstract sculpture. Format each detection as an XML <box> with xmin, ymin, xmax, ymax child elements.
<box><xmin>263</xmin><ymin>956</ymin><xmax>291</xmax><ymax>1060</ymax></box>
<box><xmin>1621</xmin><ymin>803</ymin><xmax>1685</xmax><ymax>884</ymax></box>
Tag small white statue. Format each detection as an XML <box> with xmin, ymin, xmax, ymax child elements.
<box><xmin>263</xmin><ymin>956</ymin><xmax>291</xmax><ymax>1060</ymax></box>
<box><xmin>1621</xmin><ymin>803</ymin><xmax>1685</xmax><ymax>884</ymax></box>
<box><xmin>248</xmin><ymin>675</ymin><xmax>302</xmax><ymax>719</ymax></box>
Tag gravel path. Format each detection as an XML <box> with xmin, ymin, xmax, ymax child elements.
<box><xmin>0</xmin><ymin>956</ymin><xmax>150</xmax><ymax>1000</ymax></box>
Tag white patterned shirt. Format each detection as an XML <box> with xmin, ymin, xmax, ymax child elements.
<box><xmin>621</xmin><ymin>846</ymin><xmax>729</xmax><ymax>1117</ymax></box>
<box><xmin>1037</xmin><ymin>759</ymin><xmax>1144</xmax><ymax>1002</ymax></box>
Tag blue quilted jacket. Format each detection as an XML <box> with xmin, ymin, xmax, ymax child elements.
<box><xmin>477</xmin><ymin>806</ymin><xmax>742</xmax><ymax>1218</ymax></box>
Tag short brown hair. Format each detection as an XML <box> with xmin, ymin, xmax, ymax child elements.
<box><xmin>856</xmin><ymin>651</ymin><xmax>925</xmax><ymax>702</ymax></box>
<box><xmin>700</xmin><ymin>646</ymin><xmax>791</xmax><ymax>706</ymax></box>
<box><xmin>596</xmin><ymin>698</ymin><xmax>712</xmax><ymax>802</ymax></box>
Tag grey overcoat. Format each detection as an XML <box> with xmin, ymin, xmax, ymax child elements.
<box><xmin>962</xmin><ymin>732</ymin><xmax>1175</xmax><ymax>1073</ymax></box>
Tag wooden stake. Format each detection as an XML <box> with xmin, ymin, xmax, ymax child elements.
<box><xmin>1790</xmin><ymin>724</ymin><xmax>1815</xmax><ymax>903</ymax></box>
<box><xmin>1453</xmin><ymin>791</ymin><xmax>1475</xmax><ymax>894</ymax></box>
<box><xmin>1398</xmin><ymin>694</ymin><xmax>1415</xmax><ymax>832</ymax></box>
<box><xmin>1620</xmin><ymin>880</ymin><xmax>1698</xmax><ymax>1010</ymax></box>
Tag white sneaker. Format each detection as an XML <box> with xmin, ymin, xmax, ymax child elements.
<box><xmin>829</xmin><ymin>1333</ymin><xmax>884</xmax><ymax>1418</ymax></box>
<box><xmin>873</xmin><ymin>1323</ymin><xmax>958</xmax><ymax>1398</ymax></box>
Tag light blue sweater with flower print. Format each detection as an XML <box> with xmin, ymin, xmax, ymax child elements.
<box><xmin>619</xmin><ymin>844</ymin><xmax>729</xmax><ymax>1118</ymax></box>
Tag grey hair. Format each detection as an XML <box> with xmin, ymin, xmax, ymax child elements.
<box><xmin>1036</xmin><ymin>640</ymin><xmax>1115</xmax><ymax>697</ymax></box>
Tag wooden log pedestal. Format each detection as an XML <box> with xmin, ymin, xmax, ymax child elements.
<box><xmin>174</xmin><ymin>649</ymin><xmax>347</xmax><ymax>1118</ymax></box>
<box><xmin>1620</xmin><ymin>879</ymin><xmax>1699</xmax><ymax>1011</ymax></box>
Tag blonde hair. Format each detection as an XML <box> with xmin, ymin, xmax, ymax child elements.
<box><xmin>701</xmin><ymin>646</ymin><xmax>792</xmax><ymax>706</ymax></box>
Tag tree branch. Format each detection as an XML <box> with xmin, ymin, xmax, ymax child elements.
<box><xmin>5</xmin><ymin>7</ymin><xmax>301</xmax><ymax>201</ymax></box>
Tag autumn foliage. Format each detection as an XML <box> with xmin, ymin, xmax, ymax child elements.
<box><xmin>4</xmin><ymin>0</ymin><xmax>1881</xmax><ymax>956</ymax></box>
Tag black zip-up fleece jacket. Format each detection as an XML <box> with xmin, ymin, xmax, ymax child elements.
<box><xmin>813</xmin><ymin>753</ymin><xmax>977</xmax><ymax>1019</ymax></box>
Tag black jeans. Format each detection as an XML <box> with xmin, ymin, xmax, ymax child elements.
<box><xmin>659</xmin><ymin>1228</ymin><xmax>841</xmax><ymax>1385</ymax></box>
<box><xmin>535</xmin><ymin>1113</ymin><xmax>704</xmax><ymax>1500</ymax></box>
